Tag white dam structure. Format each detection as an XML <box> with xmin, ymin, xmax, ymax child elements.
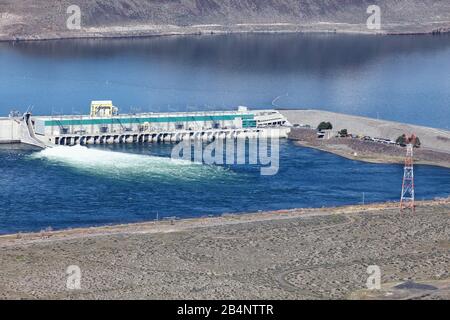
<box><xmin>0</xmin><ymin>101</ymin><xmax>291</xmax><ymax>148</ymax></box>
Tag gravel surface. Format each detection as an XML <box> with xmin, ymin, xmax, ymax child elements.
<box><xmin>0</xmin><ymin>200</ymin><xmax>448</xmax><ymax>299</ymax></box>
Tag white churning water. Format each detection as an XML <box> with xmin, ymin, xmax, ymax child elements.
<box><xmin>30</xmin><ymin>145</ymin><xmax>234</xmax><ymax>181</ymax></box>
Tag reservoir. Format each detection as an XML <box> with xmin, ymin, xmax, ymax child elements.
<box><xmin>1</xmin><ymin>33</ymin><xmax>450</xmax><ymax>128</ymax></box>
<box><xmin>0</xmin><ymin>34</ymin><xmax>449</xmax><ymax>234</ymax></box>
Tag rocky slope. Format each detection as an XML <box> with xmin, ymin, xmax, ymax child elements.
<box><xmin>1</xmin><ymin>0</ymin><xmax>450</xmax><ymax>40</ymax></box>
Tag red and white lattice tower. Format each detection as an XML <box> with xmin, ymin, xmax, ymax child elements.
<box><xmin>400</xmin><ymin>135</ymin><xmax>415</xmax><ymax>211</ymax></box>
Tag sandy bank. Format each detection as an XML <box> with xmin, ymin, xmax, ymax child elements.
<box><xmin>0</xmin><ymin>199</ymin><xmax>444</xmax><ymax>246</ymax></box>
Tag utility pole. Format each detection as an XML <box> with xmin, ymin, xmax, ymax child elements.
<box><xmin>400</xmin><ymin>135</ymin><xmax>415</xmax><ymax>211</ymax></box>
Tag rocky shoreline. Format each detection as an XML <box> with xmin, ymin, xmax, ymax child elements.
<box><xmin>2</xmin><ymin>0</ymin><xmax>450</xmax><ymax>42</ymax></box>
<box><xmin>1</xmin><ymin>23</ymin><xmax>450</xmax><ymax>43</ymax></box>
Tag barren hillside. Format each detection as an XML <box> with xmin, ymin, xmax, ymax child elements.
<box><xmin>1</xmin><ymin>0</ymin><xmax>450</xmax><ymax>40</ymax></box>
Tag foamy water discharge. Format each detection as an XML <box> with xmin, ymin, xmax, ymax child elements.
<box><xmin>2</xmin><ymin>140</ymin><xmax>450</xmax><ymax>234</ymax></box>
<box><xmin>30</xmin><ymin>145</ymin><xmax>233</xmax><ymax>181</ymax></box>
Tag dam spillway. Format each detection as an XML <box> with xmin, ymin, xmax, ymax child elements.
<box><xmin>0</xmin><ymin>101</ymin><xmax>291</xmax><ymax>148</ymax></box>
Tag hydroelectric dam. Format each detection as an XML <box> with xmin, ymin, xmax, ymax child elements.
<box><xmin>0</xmin><ymin>101</ymin><xmax>291</xmax><ymax>149</ymax></box>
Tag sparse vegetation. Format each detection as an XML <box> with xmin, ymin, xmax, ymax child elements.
<box><xmin>415</xmin><ymin>137</ymin><xmax>421</xmax><ymax>148</ymax></box>
<box><xmin>396</xmin><ymin>134</ymin><xmax>421</xmax><ymax>147</ymax></box>
<box><xmin>317</xmin><ymin>122</ymin><xmax>333</xmax><ymax>131</ymax></box>
<box><xmin>338</xmin><ymin>129</ymin><xmax>348</xmax><ymax>137</ymax></box>
<box><xmin>2</xmin><ymin>199</ymin><xmax>450</xmax><ymax>299</ymax></box>
<box><xmin>396</xmin><ymin>134</ymin><xmax>408</xmax><ymax>146</ymax></box>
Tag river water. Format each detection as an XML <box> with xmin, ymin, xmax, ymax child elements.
<box><xmin>0</xmin><ymin>34</ymin><xmax>449</xmax><ymax>233</ymax></box>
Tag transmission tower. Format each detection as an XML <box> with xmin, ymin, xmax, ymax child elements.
<box><xmin>400</xmin><ymin>135</ymin><xmax>415</xmax><ymax>211</ymax></box>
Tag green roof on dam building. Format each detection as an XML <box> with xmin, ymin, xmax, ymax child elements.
<box><xmin>43</xmin><ymin>114</ymin><xmax>255</xmax><ymax>127</ymax></box>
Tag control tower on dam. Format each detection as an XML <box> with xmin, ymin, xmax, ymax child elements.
<box><xmin>28</xmin><ymin>101</ymin><xmax>291</xmax><ymax>147</ymax></box>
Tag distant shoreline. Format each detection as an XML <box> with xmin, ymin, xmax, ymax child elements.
<box><xmin>292</xmin><ymin>140</ymin><xmax>450</xmax><ymax>169</ymax></box>
<box><xmin>0</xmin><ymin>197</ymin><xmax>448</xmax><ymax>242</ymax></box>
<box><xmin>1</xmin><ymin>23</ymin><xmax>449</xmax><ymax>43</ymax></box>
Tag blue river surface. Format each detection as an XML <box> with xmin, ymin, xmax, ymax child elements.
<box><xmin>0</xmin><ymin>141</ymin><xmax>449</xmax><ymax>234</ymax></box>
<box><xmin>0</xmin><ymin>33</ymin><xmax>449</xmax><ymax>128</ymax></box>
<box><xmin>0</xmin><ymin>33</ymin><xmax>449</xmax><ymax>233</ymax></box>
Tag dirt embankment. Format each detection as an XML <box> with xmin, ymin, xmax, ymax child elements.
<box><xmin>1</xmin><ymin>0</ymin><xmax>450</xmax><ymax>41</ymax></box>
<box><xmin>0</xmin><ymin>198</ymin><xmax>449</xmax><ymax>299</ymax></box>
<box><xmin>281</xmin><ymin>110</ymin><xmax>450</xmax><ymax>168</ymax></box>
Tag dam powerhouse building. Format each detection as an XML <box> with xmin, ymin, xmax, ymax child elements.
<box><xmin>0</xmin><ymin>101</ymin><xmax>291</xmax><ymax>148</ymax></box>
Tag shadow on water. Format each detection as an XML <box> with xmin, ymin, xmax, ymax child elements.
<box><xmin>1</xmin><ymin>33</ymin><xmax>450</xmax><ymax>128</ymax></box>
<box><xmin>3</xmin><ymin>33</ymin><xmax>450</xmax><ymax>74</ymax></box>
